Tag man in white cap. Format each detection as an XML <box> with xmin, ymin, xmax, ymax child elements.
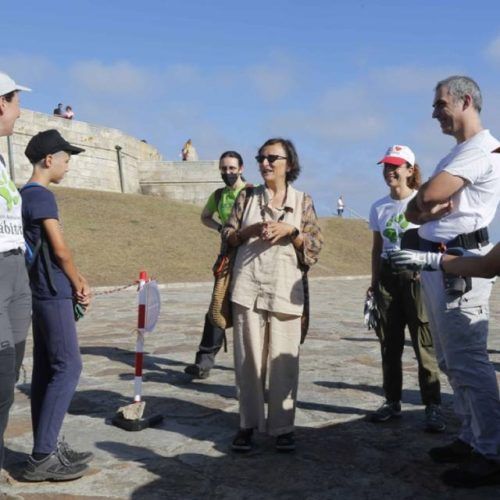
<box><xmin>0</xmin><ymin>71</ymin><xmax>32</xmax><ymax>483</ymax></box>
<box><xmin>405</xmin><ymin>75</ymin><xmax>500</xmax><ymax>488</ymax></box>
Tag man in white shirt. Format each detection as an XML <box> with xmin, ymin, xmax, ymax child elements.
<box><xmin>406</xmin><ymin>76</ymin><xmax>500</xmax><ymax>488</ymax></box>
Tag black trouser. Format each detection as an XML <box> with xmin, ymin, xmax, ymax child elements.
<box><xmin>375</xmin><ymin>261</ymin><xmax>441</xmax><ymax>405</ymax></box>
<box><xmin>193</xmin><ymin>313</ymin><xmax>225</xmax><ymax>371</ymax></box>
<box><xmin>0</xmin><ymin>341</ymin><xmax>26</xmax><ymax>469</ymax></box>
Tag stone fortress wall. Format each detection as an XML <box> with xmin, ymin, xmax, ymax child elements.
<box><xmin>0</xmin><ymin>109</ymin><xmax>221</xmax><ymax>206</ymax></box>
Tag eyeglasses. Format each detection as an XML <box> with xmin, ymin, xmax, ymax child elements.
<box><xmin>255</xmin><ymin>154</ymin><xmax>287</xmax><ymax>164</ymax></box>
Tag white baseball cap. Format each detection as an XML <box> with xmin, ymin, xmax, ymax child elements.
<box><xmin>377</xmin><ymin>145</ymin><xmax>415</xmax><ymax>167</ymax></box>
<box><xmin>0</xmin><ymin>71</ymin><xmax>31</xmax><ymax>96</ymax></box>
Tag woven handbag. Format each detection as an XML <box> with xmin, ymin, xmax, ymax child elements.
<box><xmin>208</xmin><ymin>186</ymin><xmax>254</xmax><ymax>330</ymax></box>
<box><xmin>208</xmin><ymin>246</ymin><xmax>235</xmax><ymax>330</ymax></box>
<box><xmin>300</xmin><ymin>268</ymin><xmax>310</xmax><ymax>344</ymax></box>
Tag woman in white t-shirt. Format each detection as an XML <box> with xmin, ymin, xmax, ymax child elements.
<box><xmin>0</xmin><ymin>71</ymin><xmax>32</xmax><ymax>476</ymax></box>
<box><xmin>367</xmin><ymin>145</ymin><xmax>444</xmax><ymax>432</ymax></box>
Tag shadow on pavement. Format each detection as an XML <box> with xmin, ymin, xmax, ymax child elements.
<box><xmin>95</xmin><ymin>410</ymin><xmax>497</xmax><ymax>500</ymax></box>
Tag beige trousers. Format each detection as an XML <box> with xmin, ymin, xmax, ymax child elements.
<box><xmin>232</xmin><ymin>301</ymin><xmax>301</xmax><ymax>436</ymax></box>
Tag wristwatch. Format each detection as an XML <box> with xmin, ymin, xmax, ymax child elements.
<box><xmin>290</xmin><ymin>227</ymin><xmax>300</xmax><ymax>240</ymax></box>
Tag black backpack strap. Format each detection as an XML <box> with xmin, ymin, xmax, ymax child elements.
<box><xmin>19</xmin><ymin>183</ymin><xmax>58</xmax><ymax>295</ymax></box>
<box><xmin>40</xmin><ymin>232</ymin><xmax>58</xmax><ymax>295</ymax></box>
<box><xmin>27</xmin><ymin>226</ymin><xmax>58</xmax><ymax>296</ymax></box>
<box><xmin>214</xmin><ymin>188</ymin><xmax>224</xmax><ymax>212</ymax></box>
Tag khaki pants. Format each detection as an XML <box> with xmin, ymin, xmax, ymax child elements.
<box><xmin>375</xmin><ymin>261</ymin><xmax>441</xmax><ymax>405</ymax></box>
<box><xmin>232</xmin><ymin>301</ymin><xmax>301</xmax><ymax>436</ymax></box>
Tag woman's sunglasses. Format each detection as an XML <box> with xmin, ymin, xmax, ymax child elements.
<box><xmin>255</xmin><ymin>154</ymin><xmax>287</xmax><ymax>164</ymax></box>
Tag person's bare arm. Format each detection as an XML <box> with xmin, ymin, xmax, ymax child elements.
<box><xmin>406</xmin><ymin>173</ymin><xmax>460</xmax><ymax>224</ymax></box>
<box><xmin>441</xmin><ymin>243</ymin><xmax>500</xmax><ymax>278</ymax></box>
<box><xmin>200</xmin><ymin>206</ymin><xmax>221</xmax><ymax>232</ymax></box>
<box><xmin>42</xmin><ymin>219</ymin><xmax>90</xmax><ymax>305</ymax></box>
<box><xmin>418</xmin><ymin>171</ymin><xmax>465</xmax><ymax>208</ymax></box>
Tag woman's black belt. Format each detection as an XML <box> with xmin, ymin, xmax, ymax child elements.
<box><xmin>419</xmin><ymin>227</ymin><xmax>489</xmax><ymax>252</ymax></box>
<box><xmin>1</xmin><ymin>248</ymin><xmax>23</xmax><ymax>257</ymax></box>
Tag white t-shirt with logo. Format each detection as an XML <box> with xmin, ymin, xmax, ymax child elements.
<box><xmin>369</xmin><ymin>191</ymin><xmax>419</xmax><ymax>259</ymax></box>
<box><xmin>418</xmin><ymin>129</ymin><xmax>500</xmax><ymax>242</ymax></box>
<box><xmin>0</xmin><ymin>155</ymin><xmax>24</xmax><ymax>252</ymax></box>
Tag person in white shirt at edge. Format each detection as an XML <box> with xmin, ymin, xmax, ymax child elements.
<box><xmin>0</xmin><ymin>72</ymin><xmax>32</xmax><ymax>483</ymax></box>
<box><xmin>404</xmin><ymin>75</ymin><xmax>500</xmax><ymax>488</ymax></box>
<box><xmin>337</xmin><ymin>195</ymin><xmax>344</xmax><ymax>216</ymax></box>
<box><xmin>367</xmin><ymin>145</ymin><xmax>444</xmax><ymax>432</ymax></box>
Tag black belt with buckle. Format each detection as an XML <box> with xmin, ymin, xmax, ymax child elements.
<box><xmin>1</xmin><ymin>248</ymin><xmax>23</xmax><ymax>257</ymax></box>
<box><xmin>420</xmin><ymin>227</ymin><xmax>489</xmax><ymax>252</ymax></box>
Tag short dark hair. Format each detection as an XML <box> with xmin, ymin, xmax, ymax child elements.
<box><xmin>219</xmin><ymin>150</ymin><xmax>243</xmax><ymax>167</ymax></box>
<box><xmin>2</xmin><ymin>91</ymin><xmax>16</xmax><ymax>102</ymax></box>
<box><xmin>258</xmin><ymin>137</ymin><xmax>301</xmax><ymax>183</ymax></box>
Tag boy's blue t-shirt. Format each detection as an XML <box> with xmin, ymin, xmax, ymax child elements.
<box><xmin>21</xmin><ymin>185</ymin><xmax>73</xmax><ymax>300</ymax></box>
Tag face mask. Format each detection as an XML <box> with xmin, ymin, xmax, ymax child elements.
<box><xmin>221</xmin><ymin>173</ymin><xmax>239</xmax><ymax>187</ymax></box>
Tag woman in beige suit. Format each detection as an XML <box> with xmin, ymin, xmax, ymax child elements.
<box><xmin>223</xmin><ymin>138</ymin><xmax>323</xmax><ymax>452</ymax></box>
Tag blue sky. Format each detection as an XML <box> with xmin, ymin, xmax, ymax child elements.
<box><xmin>3</xmin><ymin>0</ymin><xmax>500</xmax><ymax>236</ymax></box>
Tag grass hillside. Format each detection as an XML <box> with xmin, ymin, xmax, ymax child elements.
<box><xmin>52</xmin><ymin>187</ymin><xmax>371</xmax><ymax>286</ymax></box>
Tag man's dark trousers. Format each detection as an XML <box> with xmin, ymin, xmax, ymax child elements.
<box><xmin>194</xmin><ymin>313</ymin><xmax>225</xmax><ymax>371</ymax></box>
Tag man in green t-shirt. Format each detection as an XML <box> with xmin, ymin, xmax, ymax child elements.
<box><xmin>184</xmin><ymin>151</ymin><xmax>246</xmax><ymax>379</ymax></box>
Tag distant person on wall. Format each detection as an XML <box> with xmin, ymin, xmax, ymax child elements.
<box><xmin>337</xmin><ymin>195</ymin><xmax>344</xmax><ymax>216</ymax></box>
<box><xmin>184</xmin><ymin>151</ymin><xmax>247</xmax><ymax>379</ymax></box>
<box><xmin>181</xmin><ymin>139</ymin><xmax>199</xmax><ymax>161</ymax></box>
<box><xmin>367</xmin><ymin>144</ymin><xmax>444</xmax><ymax>433</ymax></box>
<box><xmin>53</xmin><ymin>103</ymin><xmax>63</xmax><ymax>117</ymax></box>
<box><xmin>0</xmin><ymin>71</ymin><xmax>32</xmax><ymax>484</ymax></box>
<box><xmin>64</xmin><ymin>105</ymin><xmax>74</xmax><ymax>120</ymax></box>
<box><xmin>21</xmin><ymin>129</ymin><xmax>93</xmax><ymax>482</ymax></box>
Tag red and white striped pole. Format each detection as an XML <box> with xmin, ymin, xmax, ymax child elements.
<box><xmin>134</xmin><ymin>270</ymin><xmax>148</xmax><ymax>402</ymax></box>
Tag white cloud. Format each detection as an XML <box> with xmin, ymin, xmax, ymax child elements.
<box><xmin>70</xmin><ymin>60</ymin><xmax>155</xmax><ymax>95</ymax></box>
<box><xmin>164</xmin><ymin>64</ymin><xmax>202</xmax><ymax>85</ymax></box>
<box><xmin>271</xmin><ymin>84</ymin><xmax>386</xmax><ymax>142</ymax></box>
<box><xmin>372</xmin><ymin>65</ymin><xmax>459</xmax><ymax>93</ymax></box>
<box><xmin>246</xmin><ymin>52</ymin><xmax>299</xmax><ymax>102</ymax></box>
<box><xmin>0</xmin><ymin>54</ymin><xmax>58</xmax><ymax>85</ymax></box>
<box><xmin>484</xmin><ymin>35</ymin><xmax>500</xmax><ymax>65</ymax></box>
<box><xmin>247</xmin><ymin>66</ymin><xmax>296</xmax><ymax>102</ymax></box>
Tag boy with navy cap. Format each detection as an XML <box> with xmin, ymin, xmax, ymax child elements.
<box><xmin>21</xmin><ymin>129</ymin><xmax>93</xmax><ymax>481</ymax></box>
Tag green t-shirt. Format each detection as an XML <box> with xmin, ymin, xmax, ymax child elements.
<box><xmin>204</xmin><ymin>185</ymin><xmax>246</xmax><ymax>224</ymax></box>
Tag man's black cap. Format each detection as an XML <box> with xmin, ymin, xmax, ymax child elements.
<box><xmin>25</xmin><ymin>129</ymin><xmax>85</xmax><ymax>164</ymax></box>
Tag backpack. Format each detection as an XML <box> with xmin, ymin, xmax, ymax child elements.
<box><xmin>213</xmin><ymin>183</ymin><xmax>253</xmax><ymax>218</ymax></box>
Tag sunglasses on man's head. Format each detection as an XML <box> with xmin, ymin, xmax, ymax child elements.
<box><xmin>255</xmin><ymin>154</ymin><xmax>287</xmax><ymax>164</ymax></box>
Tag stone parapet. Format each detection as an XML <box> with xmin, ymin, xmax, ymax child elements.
<box><xmin>1</xmin><ymin>109</ymin><xmax>163</xmax><ymax>194</ymax></box>
<box><xmin>139</xmin><ymin>160</ymin><xmax>223</xmax><ymax>206</ymax></box>
<box><xmin>0</xmin><ymin>109</ymin><xmax>223</xmax><ymax>205</ymax></box>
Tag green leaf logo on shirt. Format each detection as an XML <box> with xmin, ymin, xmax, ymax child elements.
<box><xmin>383</xmin><ymin>213</ymin><xmax>409</xmax><ymax>243</ymax></box>
<box><xmin>0</xmin><ymin>170</ymin><xmax>20</xmax><ymax>212</ymax></box>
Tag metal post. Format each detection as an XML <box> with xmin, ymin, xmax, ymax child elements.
<box><xmin>6</xmin><ymin>136</ymin><xmax>15</xmax><ymax>183</ymax></box>
<box><xmin>115</xmin><ymin>145</ymin><xmax>125</xmax><ymax>193</ymax></box>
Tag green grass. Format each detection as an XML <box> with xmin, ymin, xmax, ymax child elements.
<box><xmin>52</xmin><ymin>187</ymin><xmax>372</xmax><ymax>286</ymax></box>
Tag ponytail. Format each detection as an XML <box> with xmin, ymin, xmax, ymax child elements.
<box><xmin>407</xmin><ymin>162</ymin><xmax>422</xmax><ymax>190</ymax></box>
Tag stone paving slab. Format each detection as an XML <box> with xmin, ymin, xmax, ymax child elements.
<box><xmin>2</xmin><ymin>277</ymin><xmax>500</xmax><ymax>499</ymax></box>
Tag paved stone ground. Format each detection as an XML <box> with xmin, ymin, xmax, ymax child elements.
<box><xmin>2</xmin><ymin>277</ymin><xmax>500</xmax><ymax>500</ymax></box>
